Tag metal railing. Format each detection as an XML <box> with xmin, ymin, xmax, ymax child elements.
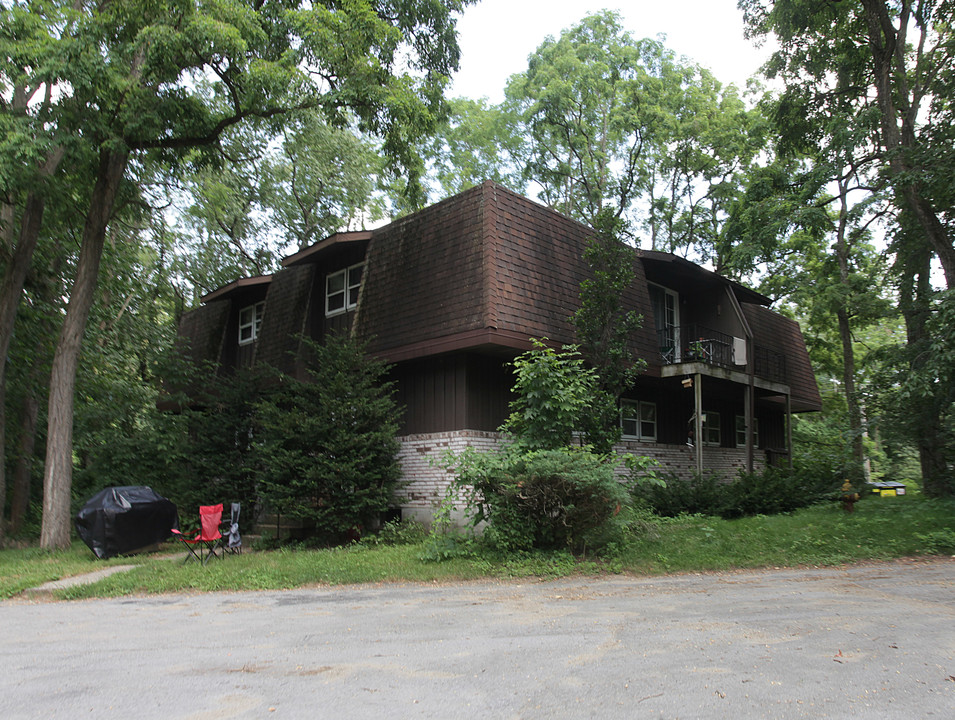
<box><xmin>754</xmin><ymin>345</ymin><xmax>787</xmax><ymax>383</ymax></box>
<box><xmin>657</xmin><ymin>325</ymin><xmax>734</xmax><ymax>368</ymax></box>
<box><xmin>657</xmin><ymin>328</ymin><xmax>789</xmax><ymax>384</ymax></box>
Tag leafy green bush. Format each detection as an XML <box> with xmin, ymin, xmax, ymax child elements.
<box><xmin>633</xmin><ymin>471</ymin><xmax>726</xmax><ymax>517</ymax></box>
<box><xmin>447</xmin><ymin>446</ymin><xmax>630</xmax><ymax>554</ymax></box>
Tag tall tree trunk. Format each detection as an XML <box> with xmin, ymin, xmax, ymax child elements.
<box><xmin>860</xmin><ymin>0</ymin><xmax>955</xmax><ymax>288</ymax></box>
<box><xmin>834</xmin><ymin>186</ymin><xmax>866</xmax><ymax>484</ymax></box>
<box><xmin>40</xmin><ymin>148</ymin><xmax>129</xmax><ymax>549</ymax></box>
<box><xmin>0</xmin><ymin>148</ymin><xmax>65</xmax><ymax>540</ymax></box>
<box><xmin>10</xmin><ymin>393</ymin><xmax>39</xmax><ymax>536</ymax></box>
<box><xmin>897</xmin><ymin>228</ymin><xmax>949</xmax><ymax>497</ymax></box>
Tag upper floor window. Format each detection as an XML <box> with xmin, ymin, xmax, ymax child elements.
<box><xmin>621</xmin><ymin>400</ymin><xmax>657</xmax><ymax>442</ymax></box>
<box><xmin>238</xmin><ymin>301</ymin><xmax>264</xmax><ymax>345</ymax></box>
<box><xmin>326</xmin><ymin>263</ymin><xmax>363</xmax><ymax>316</ymax></box>
<box><xmin>735</xmin><ymin>415</ymin><xmax>760</xmax><ymax>448</ymax></box>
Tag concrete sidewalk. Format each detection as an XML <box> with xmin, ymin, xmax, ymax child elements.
<box><xmin>22</xmin><ymin>564</ymin><xmax>138</xmax><ymax>597</ymax></box>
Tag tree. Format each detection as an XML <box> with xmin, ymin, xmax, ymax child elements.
<box><xmin>739</xmin><ymin>0</ymin><xmax>955</xmax><ymax>289</ymax></box>
<box><xmin>739</xmin><ymin>0</ymin><xmax>955</xmax><ymax>496</ymax></box>
<box><xmin>501</xmin><ymin>341</ymin><xmax>602</xmax><ymax>451</ymax></box>
<box><xmin>256</xmin><ymin>335</ymin><xmax>402</xmax><ymax>541</ymax></box>
<box><xmin>572</xmin><ymin>209</ymin><xmax>645</xmax><ymax>453</ymax></box>
<box><xmin>263</xmin><ymin>113</ymin><xmax>387</xmax><ymax>249</ymax></box>
<box><xmin>418</xmin><ymin>97</ymin><xmax>525</xmax><ymax>201</ymax></box>
<box><xmin>505</xmin><ymin>10</ymin><xmax>763</xmax><ymax>258</ymax></box>
<box><xmin>0</xmin><ymin>0</ymin><xmax>471</xmax><ymax>548</ymax></box>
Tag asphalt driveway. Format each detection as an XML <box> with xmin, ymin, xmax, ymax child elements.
<box><xmin>2</xmin><ymin>558</ymin><xmax>953</xmax><ymax>719</ymax></box>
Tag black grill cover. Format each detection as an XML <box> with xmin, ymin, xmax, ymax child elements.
<box><xmin>75</xmin><ymin>486</ymin><xmax>179</xmax><ymax>559</ymax></box>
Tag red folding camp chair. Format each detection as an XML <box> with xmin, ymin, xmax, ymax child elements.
<box><xmin>171</xmin><ymin>504</ymin><xmax>223</xmax><ymax>564</ymax></box>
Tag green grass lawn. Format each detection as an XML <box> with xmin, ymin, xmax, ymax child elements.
<box><xmin>2</xmin><ymin>493</ymin><xmax>952</xmax><ymax>601</ymax></box>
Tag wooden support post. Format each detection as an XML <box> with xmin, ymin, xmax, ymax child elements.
<box><xmin>695</xmin><ymin>373</ymin><xmax>703</xmax><ymax>475</ymax></box>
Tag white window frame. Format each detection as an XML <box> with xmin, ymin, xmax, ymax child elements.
<box><xmin>620</xmin><ymin>399</ymin><xmax>657</xmax><ymax>442</ymax></box>
<box><xmin>702</xmin><ymin>411</ymin><xmax>721</xmax><ymax>447</ymax></box>
<box><xmin>735</xmin><ymin>415</ymin><xmax>760</xmax><ymax>448</ymax></box>
<box><xmin>238</xmin><ymin>301</ymin><xmax>264</xmax><ymax>345</ymax></box>
<box><xmin>325</xmin><ymin>263</ymin><xmax>363</xmax><ymax>317</ymax></box>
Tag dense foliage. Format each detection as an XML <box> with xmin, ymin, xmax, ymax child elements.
<box><xmin>633</xmin><ymin>465</ymin><xmax>843</xmax><ymax>520</ymax></box>
<box><xmin>255</xmin><ymin>337</ymin><xmax>402</xmax><ymax>543</ymax></box>
<box><xmin>436</xmin><ymin>342</ymin><xmax>661</xmax><ymax>556</ymax></box>
<box><xmin>71</xmin><ymin>335</ymin><xmax>402</xmax><ymax>544</ymax></box>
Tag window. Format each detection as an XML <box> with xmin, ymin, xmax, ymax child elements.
<box><xmin>238</xmin><ymin>302</ymin><xmax>264</xmax><ymax>345</ymax></box>
<box><xmin>326</xmin><ymin>263</ymin><xmax>363</xmax><ymax>316</ymax></box>
<box><xmin>702</xmin><ymin>411</ymin><xmax>721</xmax><ymax>446</ymax></box>
<box><xmin>621</xmin><ymin>400</ymin><xmax>657</xmax><ymax>441</ymax></box>
<box><xmin>735</xmin><ymin>415</ymin><xmax>760</xmax><ymax>448</ymax></box>
<box><xmin>649</xmin><ymin>283</ymin><xmax>680</xmax><ymax>362</ymax></box>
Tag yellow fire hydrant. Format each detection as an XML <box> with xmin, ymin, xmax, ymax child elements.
<box><xmin>841</xmin><ymin>481</ymin><xmax>860</xmax><ymax>513</ymax></box>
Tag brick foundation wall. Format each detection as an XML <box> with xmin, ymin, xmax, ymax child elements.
<box><xmin>395</xmin><ymin>431</ymin><xmax>767</xmax><ymax>526</ymax></box>
<box><xmin>395</xmin><ymin>430</ymin><xmax>503</xmax><ymax>526</ymax></box>
<box><xmin>612</xmin><ymin>440</ymin><xmax>766</xmax><ymax>480</ymax></box>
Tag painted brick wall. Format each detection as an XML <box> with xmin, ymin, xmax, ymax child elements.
<box><xmin>396</xmin><ymin>430</ymin><xmax>502</xmax><ymax>526</ymax></box>
<box><xmin>611</xmin><ymin>440</ymin><xmax>766</xmax><ymax>480</ymax></box>
<box><xmin>395</xmin><ymin>431</ymin><xmax>767</xmax><ymax>526</ymax></box>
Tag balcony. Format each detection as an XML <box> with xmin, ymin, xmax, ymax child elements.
<box><xmin>658</xmin><ymin>326</ymin><xmax>788</xmax><ymax>384</ymax></box>
<box><xmin>657</xmin><ymin>325</ymin><xmax>735</xmax><ymax>369</ymax></box>
<box><xmin>754</xmin><ymin>345</ymin><xmax>787</xmax><ymax>384</ymax></box>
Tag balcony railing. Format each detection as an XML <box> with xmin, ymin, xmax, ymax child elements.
<box><xmin>657</xmin><ymin>325</ymin><xmax>734</xmax><ymax>369</ymax></box>
<box><xmin>754</xmin><ymin>345</ymin><xmax>787</xmax><ymax>384</ymax></box>
<box><xmin>657</xmin><ymin>327</ymin><xmax>789</xmax><ymax>384</ymax></box>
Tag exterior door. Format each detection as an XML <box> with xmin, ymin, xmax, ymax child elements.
<box><xmin>649</xmin><ymin>284</ymin><xmax>680</xmax><ymax>362</ymax></box>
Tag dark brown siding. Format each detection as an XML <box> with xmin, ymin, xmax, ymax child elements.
<box><xmin>255</xmin><ymin>265</ymin><xmax>314</xmax><ymax>377</ymax></box>
<box><xmin>390</xmin><ymin>352</ymin><xmax>513</xmax><ymax>435</ymax></box>
<box><xmin>465</xmin><ymin>354</ymin><xmax>513</xmax><ymax>430</ymax></box>
<box><xmin>391</xmin><ymin>355</ymin><xmax>467</xmax><ymax>434</ymax></box>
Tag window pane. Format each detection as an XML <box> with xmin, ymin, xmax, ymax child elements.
<box><xmin>327</xmin><ymin>271</ymin><xmax>345</xmax><ymax>293</ymax></box>
<box><xmin>326</xmin><ymin>270</ymin><xmax>346</xmax><ymax>314</ymax></box>
<box><xmin>704</xmin><ymin>412</ymin><xmax>720</xmax><ymax>445</ymax></box>
<box><xmin>327</xmin><ymin>292</ymin><xmax>345</xmax><ymax>312</ymax></box>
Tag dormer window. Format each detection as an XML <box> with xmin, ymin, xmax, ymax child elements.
<box><xmin>238</xmin><ymin>302</ymin><xmax>264</xmax><ymax>345</ymax></box>
<box><xmin>326</xmin><ymin>263</ymin><xmax>363</xmax><ymax>316</ymax></box>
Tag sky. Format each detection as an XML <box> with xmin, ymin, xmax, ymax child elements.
<box><xmin>449</xmin><ymin>0</ymin><xmax>773</xmax><ymax>102</ymax></box>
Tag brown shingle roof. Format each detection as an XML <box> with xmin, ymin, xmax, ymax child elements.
<box><xmin>254</xmin><ymin>265</ymin><xmax>315</xmax><ymax>376</ymax></box>
<box><xmin>356</xmin><ymin>181</ymin><xmax>658</xmax><ymax>364</ymax></box>
<box><xmin>743</xmin><ymin>304</ymin><xmax>822</xmax><ymax>411</ymax></box>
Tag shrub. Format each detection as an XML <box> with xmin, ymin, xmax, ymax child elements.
<box><xmin>633</xmin><ymin>471</ymin><xmax>726</xmax><ymax>517</ymax></box>
<box><xmin>634</xmin><ymin>465</ymin><xmax>842</xmax><ymax>519</ymax></box>
<box><xmin>448</xmin><ymin>445</ymin><xmax>630</xmax><ymax>554</ymax></box>
<box><xmin>255</xmin><ymin>335</ymin><xmax>403</xmax><ymax>543</ymax></box>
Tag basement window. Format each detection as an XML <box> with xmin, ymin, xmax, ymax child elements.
<box><xmin>326</xmin><ymin>263</ymin><xmax>363</xmax><ymax>316</ymax></box>
<box><xmin>238</xmin><ymin>302</ymin><xmax>264</xmax><ymax>345</ymax></box>
<box><xmin>621</xmin><ymin>400</ymin><xmax>657</xmax><ymax>442</ymax></box>
<box><xmin>735</xmin><ymin>416</ymin><xmax>760</xmax><ymax>448</ymax></box>
<box><xmin>703</xmin><ymin>411</ymin><xmax>721</xmax><ymax>446</ymax></box>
